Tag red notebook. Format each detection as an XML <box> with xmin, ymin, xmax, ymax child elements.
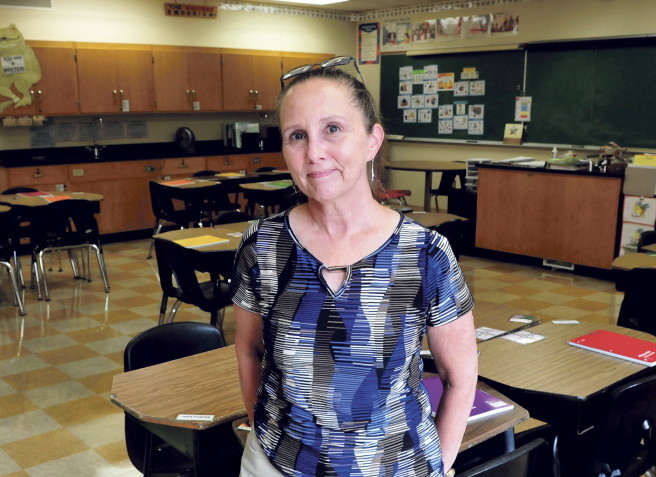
<box><xmin>422</xmin><ymin>376</ymin><xmax>514</xmax><ymax>422</ymax></box>
<box><xmin>568</xmin><ymin>329</ymin><xmax>656</xmax><ymax>367</ymax></box>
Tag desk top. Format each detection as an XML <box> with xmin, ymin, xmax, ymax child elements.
<box><xmin>477</xmin><ymin>321</ymin><xmax>656</xmax><ymax>400</ymax></box>
<box><xmin>0</xmin><ymin>191</ymin><xmax>103</xmax><ymax>207</ymax></box>
<box><xmin>0</xmin><ymin>205</ymin><xmax>10</xmax><ymax>213</ymax></box>
<box><xmin>406</xmin><ymin>211</ymin><xmax>467</xmax><ymax>228</ymax></box>
<box><xmin>111</xmin><ymin>344</ymin><xmax>527</xmax><ymax>448</ymax></box>
<box><xmin>611</xmin><ymin>252</ymin><xmax>656</xmax><ymax>270</ymax></box>
<box><xmin>154</xmin><ymin>221</ymin><xmax>251</xmax><ymax>252</ymax></box>
<box><xmin>157</xmin><ymin>178</ymin><xmax>218</xmax><ymax>189</ymax></box>
<box><xmin>384</xmin><ymin>161</ymin><xmax>466</xmax><ymax>172</ymax></box>
<box><xmin>111</xmin><ymin>345</ymin><xmax>243</xmax><ymax>430</ymax></box>
<box><xmin>240</xmin><ymin>180</ymin><xmax>293</xmax><ymax>191</ymax></box>
<box><xmin>644</xmin><ymin>243</ymin><xmax>656</xmax><ymax>253</ymax></box>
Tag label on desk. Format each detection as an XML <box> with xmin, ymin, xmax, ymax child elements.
<box><xmin>176</xmin><ymin>414</ymin><xmax>215</xmax><ymax>421</ymax></box>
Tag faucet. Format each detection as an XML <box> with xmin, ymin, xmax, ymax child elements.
<box><xmin>86</xmin><ymin>117</ymin><xmax>105</xmax><ymax>159</ymax></box>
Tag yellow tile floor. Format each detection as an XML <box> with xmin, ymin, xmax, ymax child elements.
<box><xmin>0</xmin><ymin>239</ymin><xmax>624</xmax><ymax>476</ymax></box>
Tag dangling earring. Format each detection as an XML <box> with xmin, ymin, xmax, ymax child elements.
<box><xmin>369</xmin><ymin>160</ymin><xmax>375</xmax><ymax>182</ymax></box>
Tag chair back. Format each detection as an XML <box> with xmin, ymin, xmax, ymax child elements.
<box><xmin>591</xmin><ymin>374</ymin><xmax>656</xmax><ymax>477</ymax></box>
<box><xmin>458</xmin><ymin>437</ymin><xmax>551</xmax><ymax>477</ymax></box>
<box><xmin>1</xmin><ymin>187</ymin><xmax>38</xmax><ymax>195</ymax></box>
<box><xmin>124</xmin><ymin>321</ymin><xmax>226</xmax><ymax>372</ymax></box>
<box><xmin>191</xmin><ymin>170</ymin><xmax>218</xmax><ymax>177</ymax></box>
<box><xmin>637</xmin><ymin>230</ymin><xmax>656</xmax><ymax>253</ymax></box>
<box><xmin>433</xmin><ymin>219</ymin><xmax>464</xmax><ymax>260</ymax></box>
<box><xmin>617</xmin><ymin>267</ymin><xmax>656</xmax><ymax>335</ymax></box>
<box><xmin>213</xmin><ymin>210</ymin><xmax>252</xmax><ymax>225</ymax></box>
<box><xmin>149</xmin><ymin>181</ymin><xmax>181</xmax><ymax>222</ymax></box>
<box><xmin>0</xmin><ymin>206</ymin><xmax>19</xmax><ymax>261</ymax></box>
<box><xmin>154</xmin><ymin>238</ymin><xmax>234</xmax><ymax>316</ymax></box>
<box><xmin>29</xmin><ymin>199</ymin><xmax>100</xmax><ymax>251</ymax></box>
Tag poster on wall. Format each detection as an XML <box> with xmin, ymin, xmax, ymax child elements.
<box><xmin>358</xmin><ymin>23</ymin><xmax>380</xmax><ymax>65</ymax></box>
<box><xmin>382</xmin><ymin>20</ymin><xmax>412</xmax><ymax>51</ymax></box>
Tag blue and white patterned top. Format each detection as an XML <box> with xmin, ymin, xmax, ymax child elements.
<box><xmin>231</xmin><ymin>210</ymin><xmax>474</xmax><ymax>477</ymax></box>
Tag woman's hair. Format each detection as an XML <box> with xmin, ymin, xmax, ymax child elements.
<box><xmin>275</xmin><ymin>67</ymin><xmax>387</xmax><ymax>197</ymax></box>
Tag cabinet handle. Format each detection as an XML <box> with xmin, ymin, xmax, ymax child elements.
<box><xmin>179</xmin><ymin>159</ymin><xmax>188</xmax><ymax>169</ymax></box>
<box><xmin>33</xmin><ymin>168</ymin><xmax>44</xmax><ymax>179</ymax></box>
<box><xmin>224</xmin><ymin>157</ymin><xmax>231</xmax><ymax>165</ymax></box>
<box><xmin>113</xmin><ymin>90</ymin><xmax>118</xmax><ymax>101</ymax></box>
<box><xmin>119</xmin><ymin>89</ymin><xmax>124</xmax><ymax>99</ymax></box>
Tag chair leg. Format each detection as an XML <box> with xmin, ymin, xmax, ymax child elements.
<box><xmin>32</xmin><ymin>256</ymin><xmax>43</xmax><ymax>300</ymax></box>
<box><xmin>158</xmin><ymin>294</ymin><xmax>169</xmax><ymax>325</ymax></box>
<box><xmin>90</xmin><ymin>244</ymin><xmax>110</xmax><ymax>292</ymax></box>
<box><xmin>1</xmin><ymin>261</ymin><xmax>26</xmax><ymax>316</ymax></box>
<box><xmin>13</xmin><ymin>251</ymin><xmax>25</xmax><ymax>289</ymax></box>
<box><xmin>146</xmin><ymin>221</ymin><xmax>163</xmax><ymax>260</ymax></box>
<box><xmin>167</xmin><ymin>300</ymin><xmax>181</xmax><ymax>323</ymax></box>
<box><xmin>37</xmin><ymin>250</ymin><xmax>51</xmax><ymax>301</ymax></box>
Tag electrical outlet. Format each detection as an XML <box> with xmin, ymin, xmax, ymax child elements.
<box><xmin>72</xmin><ymin>168</ymin><xmax>84</xmax><ymax>177</ymax></box>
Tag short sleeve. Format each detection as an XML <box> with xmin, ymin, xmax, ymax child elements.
<box><xmin>425</xmin><ymin>230</ymin><xmax>473</xmax><ymax>327</ymax></box>
<box><xmin>230</xmin><ymin>222</ymin><xmax>264</xmax><ymax>315</ymax></box>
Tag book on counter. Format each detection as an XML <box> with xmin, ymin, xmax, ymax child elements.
<box><xmin>422</xmin><ymin>376</ymin><xmax>514</xmax><ymax>421</ymax></box>
<box><xmin>568</xmin><ymin>329</ymin><xmax>656</xmax><ymax>367</ymax></box>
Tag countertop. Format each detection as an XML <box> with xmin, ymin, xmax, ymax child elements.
<box><xmin>476</xmin><ymin>161</ymin><xmax>625</xmax><ymax>178</ymax></box>
<box><xmin>0</xmin><ymin>141</ymin><xmax>281</xmax><ymax>168</ymax></box>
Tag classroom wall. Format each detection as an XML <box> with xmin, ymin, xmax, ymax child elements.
<box><xmin>363</xmin><ymin>0</ymin><xmax>656</xmax><ymax>205</ymax></box>
<box><xmin>0</xmin><ymin>0</ymin><xmax>355</xmax><ymax>150</ymax></box>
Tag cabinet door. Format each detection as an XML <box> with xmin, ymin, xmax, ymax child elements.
<box><xmin>76</xmin><ymin>48</ymin><xmax>120</xmax><ymax>113</ymax></box>
<box><xmin>7</xmin><ymin>165</ymin><xmax>69</xmax><ymax>190</ymax></box>
<box><xmin>1</xmin><ymin>44</ymin><xmax>79</xmax><ymax>116</ymax></box>
<box><xmin>252</xmin><ymin>55</ymin><xmax>282</xmax><ymax>111</ymax></box>
<box><xmin>249</xmin><ymin>152</ymin><xmax>285</xmax><ymax>172</ymax></box>
<box><xmin>153</xmin><ymin>50</ymin><xmax>190</xmax><ymax>112</ymax></box>
<box><xmin>222</xmin><ymin>54</ymin><xmax>255</xmax><ymax>111</ymax></box>
<box><xmin>160</xmin><ymin>157</ymin><xmax>207</xmax><ymax>178</ymax></box>
<box><xmin>206</xmin><ymin>155</ymin><xmax>250</xmax><ymax>172</ymax></box>
<box><xmin>188</xmin><ymin>51</ymin><xmax>223</xmax><ymax>111</ymax></box>
<box><xmin>115</xmin><ymin>49</ymin><xmax>155</xmax><ymax>113</ymax></box>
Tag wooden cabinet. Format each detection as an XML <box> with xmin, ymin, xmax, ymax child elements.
<box><xmin>222</xmin><ymin>52</ymin><xmax>281</xmax><ymax>111</ymax></box>
<box><xmin>249</xmin><ymin>152</ymin><xmax>285</xmax><ymax>171</ymax></box>
<box><xmin>68</xmin><ymin>160</ymin><xmax>160</xmax><ymax>234</ymax></box>
<box><xmin>160</xmin><ymin>157</ymin><xmax>207</xmax><ymax>179</ymax></box>
<box><xmin>1</xmin><ymin>42</ymin><xmax>79</xmax><ymax>116</ymax></box>
<box><xmin>0</xmin><ymin>165</ymin><xmax>69</xmax><ymax>193</ymax></box>
<box><xmin>76</xmin><ymin>44</ymin><xmax>155</xmax><ymax>114</ymax></box>
<box><xmin>206</xmin><ymin>155</ymin><xmax>250</xmax><ymax>173</ymax></box>
<box><xmin>152</xmin><ymin>47</ymin><xmax>223</xmax><ymax>112</ymax></box>
<box><xmin>475</xmin><ymin>167</ymin><xmax>622</xmax><ymax>269</ymax></box>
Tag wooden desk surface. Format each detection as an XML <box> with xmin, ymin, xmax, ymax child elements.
<box><xmin>644</xmin><ymin>243</ymin><xmax>656</xmax><ymax>253</ymax></box>
<box><xmin>0</xmin><ymin>205</ymin><xmax>10</xmax><ymax>213</ymax></box>
<box><xmin>112</xmin><ymin>343</ymin><xmax>527</xmax><ymax>450</ymax></box>
<box><xmin>154</xmin><ymin>222</ymin><xmax>252</xmax><ymax>252</ymax></box>
<box><xmin>240</xmin><ymin>179</ymin><xmax>293</xmax><ymax>191</ymax></box>
<box><xmin>477</xmin><ymin>321</ymin><xmax>656</xmax><ymax>400</ymax></box>
<box><xmin>158</xmin><ymin>178</ymin><xmax>218</xmax><ymax>189</ymax></box>
<box><xmin>406</xmin><ymin>211</ymin><xmax>467</xmax><ymax>228</ymax></box>
<box><xmin>111</xmin><ymin>345</ymin><xmax>243</xmax><ymax>430</ymax></box>
<box><xmin>384</xmin><ymin>161</ymin><xmax>466</xmax><ymax>172</ymax></box>
<box><xmin>0</xmin><ymin>191</ymin><xmax>103</xmax><ymax>207</ymax></box>
<box><xmin>611</xmin><ymin>252</ymin><xmax>656</xmax><ymax>270</ymax></box>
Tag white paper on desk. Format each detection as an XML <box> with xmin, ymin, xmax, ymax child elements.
<box><xmin>476</xmin><ymin>327</ymin><xmax>505</xmax><ymax>341</ymax></box>
<box><xmin>176</xmin><ymin>414</ymin><xmax>214</xmax><ymax>421</ymax></box>
<box><xmin>502</xmin><ymin>330</ymin><xmax>546</xmax><ymax>344</ymax></box>
<box><xmin>226</xmin><ymin>232</ymin><xmax>243</xmax><ymax>237</ymax></box>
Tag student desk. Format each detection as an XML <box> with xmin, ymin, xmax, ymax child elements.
<box><xmin>405</xmin><ymin>211</ymin><xmax>467</xmax><ymax>229</ymax></box>
<box><xmin>477</xmin><ymin>320</ymin><xmax>656</xmax><ymax>476</ymax></box>
<box><xmin>384</xmin><ymin>161</ymin><xmax>466</xmax><ymax>212</ymax></box>
<box><xmin>112</xmin><ymin>345</ymin><xmax>528</xmax><ymax>469</ymax></box>
<box><xmin>0</xmin><ymin>191</ymin><xmax>103</xmax><ymax>209</ymax></box>
<box><xmin>644</xmin><ymin>243</ymin><xmax>656</xmax><ymax>253</ymax></box>
<box><xmin>153</xmin><ymin>221</ymin><xmax>251</xmax><ymax>253</ymax></box>
<box><xmin>611</xmin><ymin>252</ymin><xmax>656</xmax><ymax>270</ymax></box>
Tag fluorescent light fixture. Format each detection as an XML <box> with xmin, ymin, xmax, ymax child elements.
<box><xmin>265</xmin><ymin>0</ymin><xmax>349</xmax><ymax>5</ymax></box>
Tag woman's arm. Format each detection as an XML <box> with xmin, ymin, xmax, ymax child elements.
<box><xmin>234</xmin><ymin>304</ymin><xmax>265</xmax><ymax>424</ymax></box>
<box><xmin>426</xmin><ymin>310</ymin><xmax>478</xmax><ymax>471</ymax></box>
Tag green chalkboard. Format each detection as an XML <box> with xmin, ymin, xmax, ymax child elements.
<box><xmin>380</xmin><ymin>50</ymin><xmax>524</xmax><ymax>142</ymax></box>
<box><xmin>524</xmin><ymin>38</ymin><xmax>656</xmax><ymax>148</ymax></box>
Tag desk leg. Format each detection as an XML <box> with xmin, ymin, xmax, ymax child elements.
<box><xmin>502</xmin><ymin>428</ymin><xmax>515</xmax><ymax>452</ymax></box>
<box><xmin>424</xmin><ymin>171</ymin><xmax>433</xmax><ymax>212</ymax></box>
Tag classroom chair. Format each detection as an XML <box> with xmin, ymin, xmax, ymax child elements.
<box><xmin>0</xmin><ymin>206</ymin><xmax>26</xmax><ymax>315</ymax></box>
<box><xmin>617</xmin><ymin>267</ymin><xmax>656</xmax><ymax>336</ymax></box>
<box><xmin>123</xmin><ymin>321</ymin><xmax>227</xmax><ymax>476</ymax></box>
<box><xmin>430</xmin><ymin>169</ymin><xmax>466</xmax><ymax>212</ymax></box>
<box><xmin>457</xmin><ymin>437</ymin><xmax>552</xmax><ymax>477</ymax></box>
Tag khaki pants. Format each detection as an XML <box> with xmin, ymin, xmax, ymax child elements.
<box><xmin>240</xmin><ymin>430</ymin><xmax>285</xmax><ymax>477</ymax></box>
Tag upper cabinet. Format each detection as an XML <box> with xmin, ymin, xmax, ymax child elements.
<box><xmin>222</xmin><ymin>52</ymin><xmax>281</xmax><ymax>111</ymax></box>
<box><xmin>76</xmin><ymin>44</ymin><xmax>155</xmax><ymax>114</ymax></box>
<box><xmin>1</xmin><ymin>41</ymin><xmax>79</xmax><ymax>116</ymax></box>
<box><xmin>152</xmin><ymin>46</ymin><xmax>223</xmax><ymax>112</ymax></box>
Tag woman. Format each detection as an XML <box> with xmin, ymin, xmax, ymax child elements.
<box><xmin>232</xmin><ymin>59</ymin><xmax>477</xmax><ymax>477</ymax></box>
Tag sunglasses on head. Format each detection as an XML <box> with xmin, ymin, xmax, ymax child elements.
<box><xmin>280</xmin><ymin>56</ymin><xmax>366</xmax><ymax>90</ymax></box>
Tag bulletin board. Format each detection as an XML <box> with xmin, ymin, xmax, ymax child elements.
<box><xmin>380</xmin><ymin>50</ymin><xmax>524</xmax><ymax>143</ymax></box>
<box><xmin>380</xmin><ymin>37</ymin><xmax>656</xmax><ymax>148</ymax></box>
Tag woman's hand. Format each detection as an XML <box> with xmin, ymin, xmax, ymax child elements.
<box><xmin>234</xmin><ymin>305</ymin><xmax>265</xmax><ymax>424</ymax></box>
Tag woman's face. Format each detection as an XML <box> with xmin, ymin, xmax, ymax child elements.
<box><xmin>279</xmin><ymin>78</ymin><xmax>383</xmax><ymax>204</ymax></box>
